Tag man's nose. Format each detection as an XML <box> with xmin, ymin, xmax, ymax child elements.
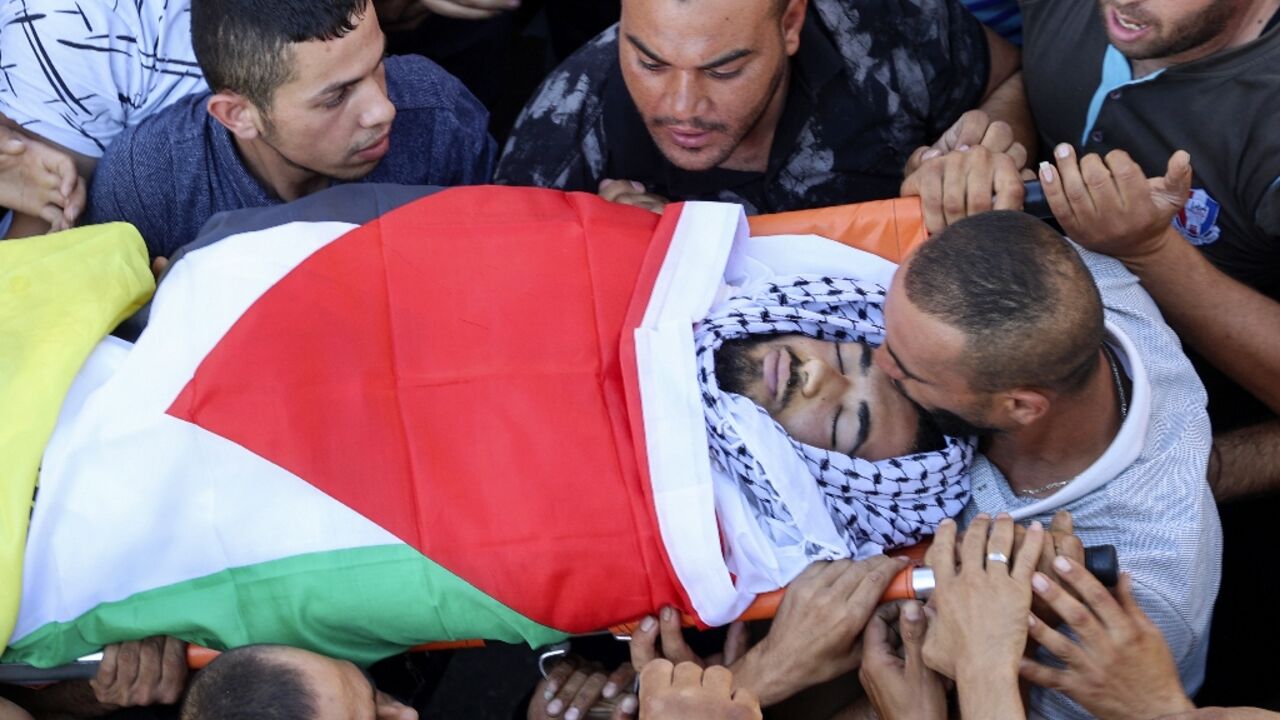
<box><xmin>873</xmin><ymin>345</ymin><xmax>904</xmax><ymax>382</ymax></box>
<box><xmin>800</xmin><ymin>358</ymin><xmax>841</xmax><ymax>398</ymax></box>
<box><xmin>667</xmin><ymin>71</ymin><xmax>706</xmax><ymax>119</ymax></box>
<box><xmin>360</xmin><ymin>86</ymin><xmax>396</xmax><ymax>129</ymax></box>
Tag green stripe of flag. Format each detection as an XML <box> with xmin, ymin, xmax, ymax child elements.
<box><xmin>4</xmin><ymin>544</ymin><xmax>568</xmax><ymax>667</ymax></box>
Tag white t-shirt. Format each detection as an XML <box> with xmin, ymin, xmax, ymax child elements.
<box><xmin>0</xmin><ymin>0</ymin><xmax>207</xmax><ymax>158</ymax></box>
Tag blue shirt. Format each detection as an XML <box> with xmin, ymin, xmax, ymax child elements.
<box><xmin>86</xmin><ymin>55</ymin><xmax>496</xmax><ymax>258</ymax></box>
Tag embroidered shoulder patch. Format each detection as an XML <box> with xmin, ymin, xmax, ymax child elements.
<box><xmin>1173</xmin><ymin>188</ymin><xmax>1222</xmax><ymax>246</ymax></box>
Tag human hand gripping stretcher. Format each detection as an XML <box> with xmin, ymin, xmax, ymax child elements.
<box><xmin>0</xmin><ymin>540</ymin><xmax>1116</xmax><ymax>683</ymax></box>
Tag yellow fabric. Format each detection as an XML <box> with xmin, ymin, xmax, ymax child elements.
<box><xmin>0</xmin><ymin>223</ymin><xmax>154</xmax><ymax>651</ymax></box>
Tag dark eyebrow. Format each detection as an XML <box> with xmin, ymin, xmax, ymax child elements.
<box><xmin>315</xmin><ymin>36</ymin><xmax>387</xmax><ymax>99</ymax></box>
<box><xmin>885</xmin><ymin>342</ymin><xmax>930</xmax><ymax>385</ymax></box>
<box><xmin>699</xmin><ymin>48</ymin><xmax>753</xmax><ymax>70</ymax></box>
<box><xmin>316</xmin><ymin>76</ymin><xmax>359</xmax><ymax>100</ymax></box>
<box><xmin>850</xmin><ymin>401</ymin><xmax>870</xmax><ymax>454</ymax></box>
<box><xmin>625</xmin><ymin>34</ymin><xmax>668</xmax><ymax>64</ymax></box>
<box><xmin>624</xmin><ymin>35</ymin><xmax>752</xmax><ymax>70</ymax></box>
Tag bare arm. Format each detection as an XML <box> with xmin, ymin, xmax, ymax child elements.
<box><xmin>1120</xmin><ymin>225</ymin><xmax>1280</xmax><ymax>414</ymax></box>
<box><xmin>1210</xmin><ymin>420</ymin><xmax>1280</xmax><ymax>501</ymax></box>
<box><xmin>978</xmin><ymin>69</ymin><xmax>1036</xmax><ymax>165</ymax></box>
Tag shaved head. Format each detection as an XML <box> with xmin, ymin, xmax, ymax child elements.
<box><xmin>902</xmin><ymin>211</ymin><xmax>1104</xmax><ymax>394</ymax></box>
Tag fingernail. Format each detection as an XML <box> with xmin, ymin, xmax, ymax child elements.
<box><xmin>1055</xmin><ymin>144</ymin><xmax>1071</xmax><ymax>159</ymax></box>
<box><xmin>640</xmin><ymin>616</ymin><xmax>655</xmax><ymax>632</ymax></box>
<box><xmin>603</xmin><ymin>682</ymin><xmax>618</xmax><ymax>698</ymax></box>
<box><xmin>1028</xmin><ymin>613</ymin><xmax>1037</xmax><ymax>626</ymax></box>
<box><xmin>957</xmin><ymin>144</ymin><xmax>970</xmax><ymax>152</ymax></box>
<box><xmin>1039</xmin><ymin>161</ymin><xmax>1054</xmax><ymax>183</ymax></box>
<box><xmin>997</xmin><ymin>512</ymin><xmax>1012</xmax><ymax>520</ymax></box>
<box><xmin>923</xmin><ymin>148</ymin><xmax>941</xmax><ymax>160</ymax></box>
<box><xmin>975</xmin><ymin>513</ymin><xmax>990</xmax><ymax>521</ymax></box>
<box><xmin>620</xmin><ymin>696</ymin><xmax>638</xmax><ymax>715</ymax></box>
<box><xmin>544</xmin><ymin>684</ymin><xmax>557</xmax><ymax>700</ymax></box>
<box><xmin>1054</xmin><ymin>556</ymin><xmax>1072</xmax><ymax>573</ymax></box>
<box><xmin>1029</xmin><ymin>520</ymin><xmax>1043</xmax><ymax>532</ymax></box>
<box><xmin>565</xmin><ymin>708</ymin><xmax>580</xmax><ymax>720</ymax></box>
<box><xmin>547</xmin><ymin>699</ymin><xmax>564</xmax><ymax>716</ymax></box>
<box><xmin>939</xmin><ymin>518</ymin><xmax>955</xmax><ymax>527</ymax></box>
<box><xmin>661</xmin><ymin>607</ymin><xmax>674</xmax><ymax>621</ymax></box>
<box><xmin>903</xmin><ymin>602</ymin><xmax>922</xmax><ymax>621</ymax></box>
<box><xmin>1032</xmin><ymin>573</ymin><xmax>1050</xmax><ymax>593</ymax></box>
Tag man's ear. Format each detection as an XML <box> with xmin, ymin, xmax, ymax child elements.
<box><xmin>781</xmin><ymin>0</ymin><xmax>808</xmax><ymax>56</ymax></box>
<box><xmin>1000</xmin><ymin>388</ymin><xmax>1052</xmax><ymax>427</ymax></box>
<box><xmin>206</xmin><ymin>91</ymin><xmax>263</xmax><ymax>140</ymax></box>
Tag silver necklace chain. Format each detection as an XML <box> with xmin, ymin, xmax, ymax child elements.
<box><xmin>1015</xmin><ymin>345</ymin><xmax>1128</xmax><ymax>498</ymax></box>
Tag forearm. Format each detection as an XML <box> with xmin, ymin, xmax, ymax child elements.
<box><xmin>1122</xmin><ymin>227</ymin><xmax>1280</xmax><ymax>413</ymax></box>
<box><xmin>728</xmin><ymin>643</ymin><xmax>806</xmax><ymax>708</ymax></box>
<box><xmin>956</xmin><ymin>667</ymin><xmax>1023</xmax><ymax>718</ymax></box>
<box><xmin>978</xmin><ymin>71</ymin><xmax>1037</xmax><ymax>165</ymax></box>
<box><xmin>1211</xmin><ymin>420</ymin><xmax>1280</xmax><ymax>501</ymax></box>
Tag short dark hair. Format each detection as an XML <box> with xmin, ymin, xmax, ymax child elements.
<box><xmin>191</xmin><ymin>0</ymin><xmax>369</xmax><ymax>109</ymax></box>
<box><xmin>715</xmin><ymin>335</ymin><xmax>774</xmax><ymax>396</ymax></box>
<box><xmin>180</xmin><ymin>645</ymin><xmax>317</xmax><ymax>720</ymax></box>
<box><xmin>902</xmin><ymin>211</ymin><xmax>1104</xmax><ymax>394</ymax></box>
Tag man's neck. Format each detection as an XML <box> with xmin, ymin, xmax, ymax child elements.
<box><xmin>1131</xmin><ymin>0</ymin><xmax>1280</xmax><ymax>77</ymax></box>
<box><xmin>717</xmin><ymin>65</ymin><xmax>792</xmax><ymax>174</ymax></box>
<box><xmin>232</xmin><ymin>135</ymin><xmax>331</xmax><ymax>203</ymax></box>
<box><xmin>982</xmin><ymin>350</ymin><xmax>1126</xmax><ymax>494</ymax></box>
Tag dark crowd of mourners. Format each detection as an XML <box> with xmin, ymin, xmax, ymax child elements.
<box><xmin>0</xmin><ymin>0</ymin><xmax>1277</xmax><ymax>716</ymax></box>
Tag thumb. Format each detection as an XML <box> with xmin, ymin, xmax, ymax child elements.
<box><xmin>628</xmin><ymin>615</ymin><xmax>660</xmax><ymax>670</ymax></box>
<box><xmin>1152</xmin><ymin>150</ymin><xmax>1192</xmax><ymax>211</ymax></box>
<box><xmin>899</xmin><ymin>601</ymin><xmax>928</xmax><ymax>670</ymax></box>
<box><xmin>1167</xmin><ymin>149</ymin><xmax>1192</xmax><ymax>193</ymax></box>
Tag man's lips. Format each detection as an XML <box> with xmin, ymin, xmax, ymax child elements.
<box><xmin>354</xmin><ymin>132</ymin><xmax>391</xmax><ymax>161</ymax></box>
<box><xmin>1107</xmin><ymin>6</ymin><xmax>1151</xmax><ymax>42</ymax></box>
<box><xmin>762</xmin><ymin>348</ymin><xmax>791</xmax><ymax>405</ymax></box>
<box><xmin>666</xmin><ymin>127</ymin><xmax>713</xmax><ymax>150</ymax></box>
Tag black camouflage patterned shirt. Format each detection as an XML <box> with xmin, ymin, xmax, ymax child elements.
<box><xmin>496</xmin><ymin>0</ymin><xmax>991</xmax><ymax>213</ymax></box>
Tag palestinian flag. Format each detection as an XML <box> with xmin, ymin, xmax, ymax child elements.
<box><xmin>3</xmin><ymin>186</ymin><xmax>927</xmax><ymax>667</ymax></box>
<box><xmin>4</xmin><ymin>185</ymin><xmax>754</xmax><ymax>666</ymax></box>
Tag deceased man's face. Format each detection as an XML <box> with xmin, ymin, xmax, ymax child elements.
<box><xmin>716</xmin><ymin>334</ymin><xmax>944</xmax><ymax>461</ymax></box>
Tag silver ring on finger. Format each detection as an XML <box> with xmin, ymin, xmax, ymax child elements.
<box><xmin>985</xmin><ymin>551</ymin><xmax>1010</xmax><ymax>566</ymax></box>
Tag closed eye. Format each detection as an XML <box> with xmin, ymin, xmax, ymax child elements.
<box><xmin>706</xmin><ymin>68</ymin><xmax>743</xmax><ymax>80</ymax></box>
<box><xmin>323</xmin><ymin>86</ymin><xmax>350</xmax><ymax>109</ymax></box>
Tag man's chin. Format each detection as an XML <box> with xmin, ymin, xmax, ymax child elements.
<box><xmin>330</xmin><ymin>159</ymin><xmax>383</xmax><ymax>181</ymax></box>
<box><xmin>652</xmin><ymin>138</ymin><xmax>733</xmax><ymax>172</ymax></box>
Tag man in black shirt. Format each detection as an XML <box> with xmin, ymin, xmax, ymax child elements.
<box><xmin>495</xmin><ymin>0</ymin><xmax>1020</xmax><ymax>214</ymax></box>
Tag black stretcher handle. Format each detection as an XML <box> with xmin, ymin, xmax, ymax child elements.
<box><xmin>1084</xmin><ymin>544</ymin><xmax>1120</xmax><ymax>587</ymax></box>
<box><xmin>1022</xmin><ymin>179</ymin><xmax>1053</xmax><ymax>220</ymax></box>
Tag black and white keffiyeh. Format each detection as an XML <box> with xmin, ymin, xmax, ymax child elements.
<box><xmin>695</xmin><ymin>275</ymin><xmax>974</xmax><ymax>560</ymax></box>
